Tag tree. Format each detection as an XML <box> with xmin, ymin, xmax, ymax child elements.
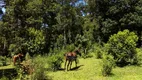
<box><xmin>24</xmin><ymin>28</ymin><xmax>45</xmax><ymax>55</ymax></box>
<box><xmin>2</xmin><ymin>0</ymin><xmax>46</xmax><ymax>56</ymax></box>
<box><xmin>87</xmin><ymin>0</ymin><xmax>142</xmax><ymax>45</ymax></box>
<box><xmin>0</xmin><ymin>22</ymin><xmax>11</xmax><ymax>56</ymax></box>
<box><xmin>106</xmin><ymin>30</ymin><xmax>138</xmax><ymax>66</ymax></box>
<box><xmin>2</xmin><ymin>0</ymin><xmax>87</xmax><ymax>56</ymax></box>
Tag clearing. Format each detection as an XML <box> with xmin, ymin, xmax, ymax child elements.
<box><xmin>48</xmin><ymin>56</ymin><xmax>142</xmax><ymax>80</ymax></box>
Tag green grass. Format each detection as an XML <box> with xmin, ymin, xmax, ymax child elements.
<box><xmin>0</xmin><ymin>65</ymin><xmax>15</xmax><ymax>70</ymax></box>
<box><xmin>111</xmin><ymin>66</ymin><xmax>142</xmax><ymax>80</ymax></box>
<box><xmin>48</xmin><ymin>56</ymin><xmax>142</xmax><ymax>80</ymax></box>
<box><xmin>1</xmin><ymin>55</ymin><xmax>142</xmax><ymax>80</ymax></box>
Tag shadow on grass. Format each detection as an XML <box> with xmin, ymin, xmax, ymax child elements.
<box><xmin>45</xmin><ymin>67</ymin><xmax>65</xmax><ymax>72</ymax></box>
<box><xmin>57</xmin><ymin>65</ymin><xmax>84</xmax><ymax>71</ymax></box>
<box><xmin>45</xmin><ymin>65</ymin><xmax>84</xmax><ymax>72</ymax></box>
<box><xmin>108</xmin><ymin>73</ymin><xmax>115</xmax><ymax>77</ymax></box>
<box><xmin>58</xmin><ymin>68</ymin><xmax>65</xmax><ymax>71</ymax></box>
<box><xmin>70</xmin><ymin>65</ymin><xmax>84</xmax><ymax>71</ymax></box>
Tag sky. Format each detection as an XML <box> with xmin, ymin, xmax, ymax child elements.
<box><xmin>76</xmin><ymin>0</ymin><xmax>86</xmax><ymax>6</ymax></box>
<box><xmin>0</xmin><ymin>0</ymin><xmax>5</xmax><ymax>20</ymax></box>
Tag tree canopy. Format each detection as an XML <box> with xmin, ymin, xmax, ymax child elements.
<box><xmin>0</xmin><ymin>0</ymin><xmax>141</xmax><ymax>57</ymax></box>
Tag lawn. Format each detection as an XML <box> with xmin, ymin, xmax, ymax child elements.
<box><xmin>48</xmin><ymin>56</ymin><xmax>142</xmax><ymax>80</ymax></box>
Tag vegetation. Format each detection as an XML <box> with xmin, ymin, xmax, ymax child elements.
<box><xmin>31</xmin><ymin>55</ymin><xmax>48</xmax><ymax>80</ymax></box>
<box><xmin>106</xmin><ymin>30</ymin><xmax>138</xmax><ymax>66</ymax></box>
<box><xmin>0</xmin><ymin>0</ymin><xmax>142</xmax><ymax>79</ymax></box>
<box><xmin>102</xmin><ymin>55</ymin><xmax>115</xmax><ymax>76</ymax></box>
<box><xmin>48</xmin><ymin>56</ymin><xmax>142</xmax><ymax>80</ymax></box>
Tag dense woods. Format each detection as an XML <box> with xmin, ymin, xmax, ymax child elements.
<box><xmin>0</xmin><ymin>0</ymin><xmax>142</xmax><ymax>79</ymax></box>
<box><xmin>0</xmin><ymin>0</ymin><xmax>141</xmax><ymax>56</ymax></box>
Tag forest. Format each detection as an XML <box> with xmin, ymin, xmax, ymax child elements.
<box><xmin>0</xmin><ymin>0</ymin><xmax>142</xmax><ymax>80</ymax></box>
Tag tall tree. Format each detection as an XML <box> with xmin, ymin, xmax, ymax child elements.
<box><xmin>2</xmin><ymin>0</ymin><xmax>46</xmax><ymax>56</ymax></box>
<box><xmin>87</xmin><ymin>0</ymin><xmax>142</xmax><ymax>46</ymax></box>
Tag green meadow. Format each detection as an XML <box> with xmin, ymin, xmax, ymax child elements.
<box><xmin>48</xmin><ymin>56</ymin><xmax>142</xmax><ymax>80</ymax></box>
<box><xmin>0</xmin><ymin>54</ymin><xmax>142</xmax><ymax>80</ymax></box>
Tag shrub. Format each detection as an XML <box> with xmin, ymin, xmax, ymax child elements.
<box><xmin>15</xmin><ymin>65</ymin><xmax>24</xmax><ymax>80</ymax></box>
<box><xmin>0</xmin><ymin>56</ymin><xmax>6</xmax><ymax>66</ymax></box>
<box><xmin>82</xmin><ymin>53</ymin><xmax>93</xmax><ymax>59</ymax></box>
<box><xmin>14</xmin><ymin>54</ymin><xmax>32</xmax><ymax>80</ymax></box>
<box><xmin>102</xmin><ymin>55</ymin><xmax>115</xmax><ymax>76</ymax></box>
<box><xmin>65</xmin><ymin>44</ymin><xmax>75</xmax><ymax>52</ymax></box>
<box><xmin>31</xmin><ymin>55</ymin><xmax>49</xmax><ymax>80</ymax></box>
<box><xmin>106</xmin><ymin>29</ymin><xmax>138</xmax><ymax>66</ymax></box>
<box><xmin>48</xmin><ymin>55</ymin><xmax>63</xmax><ymax>71</ymax></box>
<box><xmin>47</xmin><ymin>53</ymin><xmax>64</xmax><ymax>71</ymax></box>
<box><xmin>16</xmin><ymin>55</ymin><xmax>50</xmax><ymax>80</ymax></box>
<box><xmin>94</xmin><ymin>44</ymin><xmax>104</xmax><ymax>59</ymax></box>
<box><xmin>1</xmin><ymin>76</ymin><xmax>9</xmax><ymax>80</ymax></box>
<box><xmin>25</xmin><ymin>53</ymin><xmax>31</xmax><ymax>60</ymax></box>
<box><xmin>136</xmin><ymin>48</ymin><xmax>142</xmax><ymax>65</ymax></box>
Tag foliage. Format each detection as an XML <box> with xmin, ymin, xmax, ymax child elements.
<box><xmin>24</xmin><ymin>28</ymin><xmax>46</xmax><ymax>55</ymax></box>
<box><xmin>106</xmin><ymin>30</ymin><xmax>138</xmax><ymax>66</ymax></box>
<box><xmin>55</xmin><ymin>34</ymin><xmax>64</xmax><ymax>50</ymax></box>
<box><xmin>47</xmin><ymin>50</ymin><xmax>65</xmax><ymax>71</ymax></box>
<box><xmin>136</xmin><ymin>48</ymin><xmax>142</xmax><ymax>65</ymax></box>
<box><xmin>65</xmin><ymin>44</ymin><xmax>76</xmax><ymax>52</ymax></box>
<box><xmin>8</xmin><ymin>42</ymin><xmax>23</xmax><ymax>56</ymax></box>
<box><xmin>14</xmin><ymin>55</ymin><xmax>50</xmax><ymax>80</ymax></box>
<box><xmin>1</xmin><ymin>0</ymin><xmax>142</xmax><ymax>79</ymax></box>
<box><xmin>0</xmin><ymin>56</ymin><xmax>6</xmax><ymax>66</ymax></box>
<box><xmin>2</xmin><ymin>0</ymin><xmax>142</xmax><ymax>57</ymax></box>
<box><xmin>102</xmin><ymin>54</ymin><xmax>115</xmax><ymax>76</ymax></box>
<box><xmin>48</xmin><ymin>56</ymin><xmax>142</xmax><ymax>80</ymax></box>
<box><xmin>31</xmin><ymin>55</ymin><xmax>49</xmax><ymax>80</ymax></box>
<box><xmin>0</xmin><ymin>22</ymin><xmax>10</xmax><ymax>56</ymax></box>
<box><xmin>75</xmin><ymin>34</ymin><xmax>91</xmax><ymax>58</ymax></box>
<box><xmin>47</xmin><ymin>55</ymin><xmax>63</xmax><ymax>71</ymax></box>
<box><xmin>87</xmin><ymin>0</ymin><xmax>142</xmax><ymax>45</ymax></box>
<box><xmin>25</xmin><ymin>53</ymin><xmax>31</xmax><ymax>61</ymax></box>
<box><xmin>0</xmin><ymin>76</ymin><xmax>9</xmax><ymax>80</ymax></box>
<box><xmin>15</xmin><ymin>66</ymin><xmax>24</xmax><ymax>80</ymax></box>
<box><xmin>94</xmin><ymin>43</ymin><xmax>104</xmax><ymax>59</ymax></box>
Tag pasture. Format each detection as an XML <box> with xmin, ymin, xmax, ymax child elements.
<box><xmin>48</xmin><ymin>56</ymin><xmax>142</xmax><ymax>80</ymax></box>
<box><xmin>0</xmin><ymin>54</ymin><xmax>142</xmax><ymax>80</ymax></box>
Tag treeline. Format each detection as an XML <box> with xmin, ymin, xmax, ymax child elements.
<box><xmin>0</xmin><ymin>0</ymin><xmax>142</xmax><ymax>57</ymax></box>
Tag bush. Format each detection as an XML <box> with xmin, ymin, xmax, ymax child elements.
<box><xmin>1</xmin><ymin>76</ymin><xmax>9</xmax><ymax>80</ymax></box>
<box><xmin>31</xmin><ymin>55</ymin><xmax>49</xmax><ymax>80</ymax></box>
<box><xmin>102</xmin><ymin>55</ymin><xmax>115</xmax><ymax>76</ymax></box>
<box><xmin>25</xmin><ymin>53</ymin><xmax>31</xmax><ymax>60</ymax></box>
<box><xmin>136</xmin><ymin>48</ymin><xmax>142</xmax><ymax>65</ymax></box>
<box><xmin>14</xmin><ymin>54</ymin><xmax>33</xmax><ymax>80</ymax></box>
<box><xmin>48</xmin><ymin>55</ymin><xmax>63</xmax><ymax>71</ymax></box>
<box><xmin>15</xmin><ymin>55</ymin><xmax>50</xmax><ymax>80</ymax></box>
<box><xmin>65</xmin><ymin>44</ymin><xmax>75</xmax><ymax>52</ymax></box>
<box><xmin>0</xmin><ymin>56</ymin><xmax>6</xmax><ymax>66</ymax></box>
<box><xmin>82</xmin><ymin>53</ymin><xmax>93</xmax><ymax>59</ymax></box>
<box><xmin>106</xmin><ymin>29</ymin><xmax>138</xmax><ymax>66</ymax></box>
<box><xmin>47</xmin><ymin>53</ymin><xmax>63</xmax><ymax>71</ymax></box>
<box><xmin>94</xmin><ymin>44</ymin><xmax>104</xmax><ymax>59</ymax></box>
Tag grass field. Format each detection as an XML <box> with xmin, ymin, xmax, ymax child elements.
<box><xmin>1</xmin><ymin>55</ymin><xmax>142</xmax><ymax>80</ymax></box>
<box><xmin>48</xmin><ymin>56</ymin><xmax>142</xmax><ymax>80</ymax></box>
